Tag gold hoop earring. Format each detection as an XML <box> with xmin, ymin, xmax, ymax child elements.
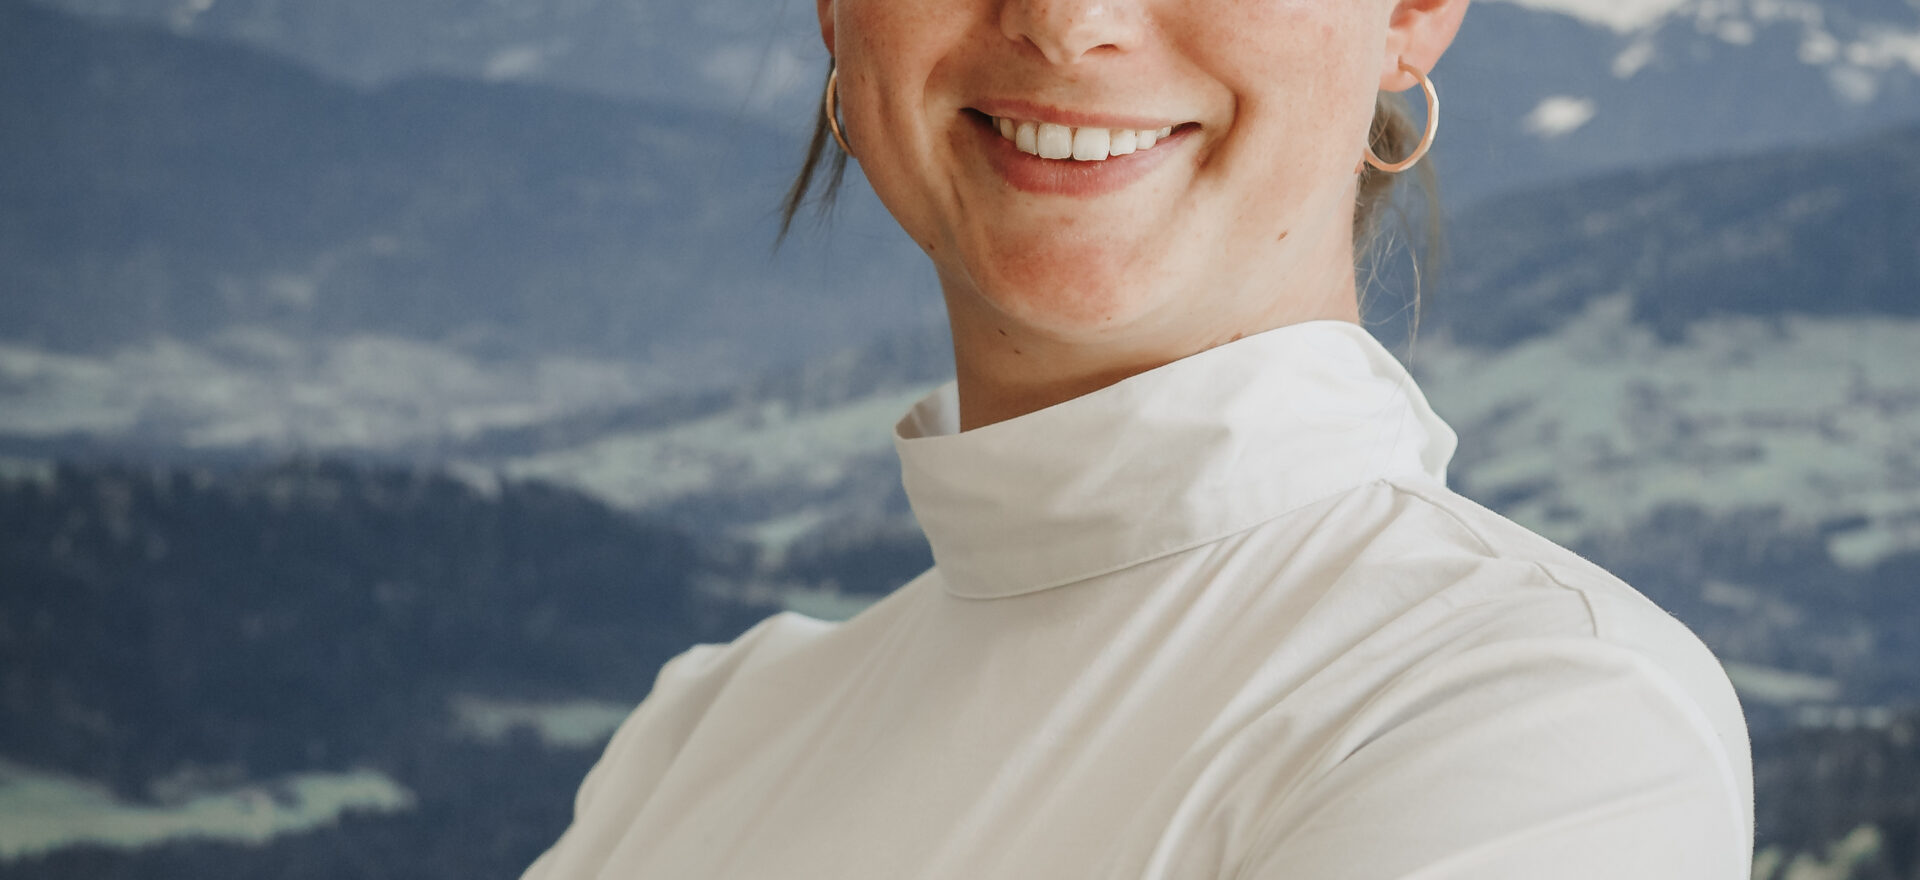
<box><xmin>823</xmin><ymin>65</ymin><xmax>853</xmax><ymax>155</ymax></box>
<box><xmin>1364</xmin><ymin>61</ymin><xmax>1440</xmax><ymax>174</ymax></box>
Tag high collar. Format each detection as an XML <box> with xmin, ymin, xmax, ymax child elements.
<box><xmin>893</xmin><ymin>321</ymin><xmax>1457</xmax><ymax>600</ymax></box>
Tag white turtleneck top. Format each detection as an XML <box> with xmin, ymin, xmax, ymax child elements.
<box><xmin>522</xmin><ymin>321</ymin><xmax>1755</xmax><ymax>879</ymax></box>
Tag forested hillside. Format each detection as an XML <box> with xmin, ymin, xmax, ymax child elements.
<box><xmin>0</xmin><ymin>460</ymin><xmax>777</xmax><ymax>876</ymax></box>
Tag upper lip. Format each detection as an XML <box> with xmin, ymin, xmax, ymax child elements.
<box><xmin>971</xmin><ymin>99</ymin><xmax>1192</xmax><ymax>131</ymax></box>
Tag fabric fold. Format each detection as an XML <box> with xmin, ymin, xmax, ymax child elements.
<box><xmin>894</xmin><ymin>320</ymin><xmax>1458</xmax><ymax>599</ymax></box>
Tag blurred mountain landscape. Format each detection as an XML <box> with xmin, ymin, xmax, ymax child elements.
<box><xmin>1</xmin><ymin>0</ymin><xmax>1918</xmax><ymax>877</ymax></box>
<box><xmin>0</xmin><ymin>0</ymin><xmax>935</xmax><ymax>364</ymax></box>
<box><xmin>24</xmin><ymin>0</ymin><xmax>1920</xmax><ymax>202</ymax></box>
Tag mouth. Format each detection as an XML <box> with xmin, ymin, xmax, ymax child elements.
<box><xmin>983</xmin><ymin>114</ymin><xmax>1181</xmax><ymax>162</ymax></box>
<box><xmin>962</xmin><ymin>107</ymin><xmax>1195</xmax><ymax>197</ymax></box>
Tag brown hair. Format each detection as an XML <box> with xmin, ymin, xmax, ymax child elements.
<box><xmin>1356</xmin><ymin>89</ymin><xmax>1443</xmax><ymax>332</ymax></box>
<box><xmin>779</xmin><ymin>83</ymin><xmax>852</xmax><ymax>239</ymax></box>
<box><xmin>779</xmin><ymin>69</ymin><xmax>1440</xmax><ymax>285</ymax></box>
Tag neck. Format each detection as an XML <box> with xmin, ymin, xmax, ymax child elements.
<box><xmin>939</xmin><ymin>259</ymin><xmax>1360</xmax><ymax>432</ymax></box>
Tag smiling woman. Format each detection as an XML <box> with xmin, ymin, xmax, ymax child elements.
<box><xmin>522</xmin><ymin>0</ymin><xmax>1755</xmax><ymax>877</ymax></box>
<box><xmin>810</xmin><ymin>0</ymin><xmax>1461</xmax><ymax>428</ymax></box>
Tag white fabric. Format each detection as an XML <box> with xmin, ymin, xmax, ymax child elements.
<box><xmin>523</xmin><ymin>320</ymin><xmax>1755</xmax><ymax>880</ymax></box>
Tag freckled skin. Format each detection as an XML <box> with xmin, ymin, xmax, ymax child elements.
<box><xmin>817</xmin><ymin>0</ymin><xmax>1469</xmax><ymax>428</ymax></box>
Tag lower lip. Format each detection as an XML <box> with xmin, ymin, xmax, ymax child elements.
<box><xmin>973</xmin><ymin>115</ymin><xmax>1188</xmax><ymax>197</ymax></box>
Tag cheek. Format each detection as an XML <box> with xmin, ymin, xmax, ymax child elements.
<box><xmin>1194</xmin><ymin>3</ymin><xmax>1382</xmax><ymax>140</ymax></box>
<box><xmin>833</xmin><ymin>2</ymin><xmax>969</xmax><ymax>248</ymax></box>
<box><xmin>1189</xmin><ymin>5</ymin><xmax>1382</xmax><ymax>215</ymax></box>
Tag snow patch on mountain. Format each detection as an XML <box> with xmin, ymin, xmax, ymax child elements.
<box><xmin>1485</xmin><ymin>0</ymin><xmax>1920</xmax><ymax>93</ymax></box>
<box><xmin>449</xmin><ymin>695</ymin><xmax>630</xmax><ymax>749</ymax></box>
<box><xmin>482</xmin><ymin>44</ymin><xmax>550</xmax><ymax>81</ymax></box>
<box><xmin>168</xmin><ymin>0</ymin><xmax>213</xmax><ymax>31</ymax></box>
<box><xmin>1479</xmin><ymin>0</ymin><xmax>1688</xmax><ymax>33</ymax></box>
<box><xmin>1523</xmin><ymin>96</ymin><xmax>1598</xmax><ymax>138</ymax></box>
<box><xmin>1848</xmin><ymin>25</ymin><xmax>1920</xmax><ymax>73</ymax></box>
<box><xmin>0</xmin><ymin>331</ymin><xmax>711</xmax><ymax>452</ymax></box>
<box><xmin>0</xmin><ymin>761</ymin><xmax>413</xmax><ymax>860</ymax></box>
<box><xmin>1419</xmin><ymin>294</ymin><xmax>1920</xmax><ymax>570</ymax></box>
<box><xmin>1611</xmin><ymin>39</ymin><xmax>1659</xmax><ymax>77</ymax></box>
<box><xmin>1721</xmin><ymin>661</ymin><xmax>1844</xmax><ymax>705</ymax></box>
<box><xmin>495</xmin><ymin>385</ymin><xmax>935</xmax><ymax>514</ymax></box>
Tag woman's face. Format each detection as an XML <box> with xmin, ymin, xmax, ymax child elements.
<box><xmin>821</xmin><ymin>0</ymin><xmax>1457</xmax><ymax>352</ymax></box>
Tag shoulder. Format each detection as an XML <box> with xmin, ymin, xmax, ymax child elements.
<box><xmin>588</xmin><ymin>568</ymin><xmax>942</xmax><ymax>764</ymax></box>
<box><xmin>1352</xmin><ymin>476</ymin><xmax>1755</xmax><ymax>836</ymax></box>
<box><xmin>1247</xmin><ymin>475</ymin><xmax>1748</xmax><ymax>745</ymax></box>
<box><xmin>1331</xmin><ymin>476</ymin><xmax>1715</xmax><ymax>647</ymax></box>
<box><xmin>521</xmin><ymin>608</ymin><xmax>840</xmax><ymax>878</ymax></box>
<box><xmin>1243</xmin><ymin>619</ymin><xmax>1757</xmax><ymax>878</ymax></box>
<box><xmin>568</xmin><ymin>609</ymin><xmax>836</xmax><ymax>806</ymax></box>
<box><xmin>1229</xmin><ymin>477</ymin><xmax>1756</xmax><ymax>876</ymax></box>
<box><xmin>1373</xmin><ymin>476</ymin><xmax>1740</xmax><ymax>693</ymax></box>
<box><xmin>639</xmin><ymin>608</ymin><xmax>837</xmax><ymax>714</ymax></box>
<box><xmin>1305</xmin><ymin>474</ymin><xmax>1755</xmax><ymax>785</ymax></box>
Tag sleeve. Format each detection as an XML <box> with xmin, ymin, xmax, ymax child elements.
<box><xmin>1232</xmin><ymin>638</ymin><xmax>1753</xmax><ymax>880</ymax></box>
<box><xmin>517</xmin><ymin>640</ymin><xmax>732</xmax><ymax>880</ymax></box>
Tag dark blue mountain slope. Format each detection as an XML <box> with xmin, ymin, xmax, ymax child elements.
<box><xmin>1430</xmin><ymin>122</ymin><xmax>1920</xmax><ymax>348</ymax></box>
<box><xmin>0</xmin><ymin>0</ymin><xmax>930</xmax><ymax>362</ymax></box>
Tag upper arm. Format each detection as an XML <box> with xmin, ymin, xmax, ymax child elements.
<box><xmin>1234</xmin><ymin>638</ymin><xmax>1752</xmax><ymax>880</ymax></box>
<box><xmin>519</xmin><ymin>640</ymin><xmax>730</xmax><ymax>879</ymax></box>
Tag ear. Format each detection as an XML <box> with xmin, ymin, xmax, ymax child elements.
<box><xmin>818</xmin><ymin>0</ymin><xmax>837</xmax><ymax>57</ymax></box>
<box><xmin>1381</xmin><ymin>0</ymin><xmax>1470</xmax><ymax>91</ymax></box>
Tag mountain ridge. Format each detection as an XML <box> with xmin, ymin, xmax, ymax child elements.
<box><xmin>0</xmin><ymin>0</ymin><xmax>934</xmax><ymax>363</ymax></box>
<box><xmin>1427</xmin><ymin>121</ymin><xmax>1920</xmax><ymax>348</ymax></box>
<box><xmin>28</xmin><ymin>0</ymin><xmax>1920</xmax><ymax>205</ymax></box>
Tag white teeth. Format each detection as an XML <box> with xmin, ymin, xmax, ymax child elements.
<box><xmin>1070</xmin><ymin>127</ymin><xmax>1110</xmax><ymax>161</ymax></box>
<box><xmin>1035</xmin><ymin>122</ymin><xmax>1073</xmax><ymax>160</ymax></box>
<box><xmin>990</xmin><ymin>116</ymin><xmax>1179</xmax><ymax>161</ymax></box>
<box><xmin>1015</xmin><ymin>121</ymin><xmax>1037</xmax><ymax>154</ymax></box>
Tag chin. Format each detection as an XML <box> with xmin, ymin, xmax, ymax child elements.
<box><xmin>949</xmin><ymin>229</ymin><xmax>1180</xmax><ymax>338</ymax></box>
<box><xmin>972</xmin><ymin>271</ymin><xmax>1172</xmax><ymax>344</ymax></box>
